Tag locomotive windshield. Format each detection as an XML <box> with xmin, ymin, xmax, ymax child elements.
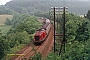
<box><xmin>35</xmin><ymin>36</ymin><xmax>39</xmax><ymax>41</ymax></box>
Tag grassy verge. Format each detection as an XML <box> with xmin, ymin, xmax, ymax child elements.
<box><xmin>4</xmin><ymin>44</ymin><xmax>25</xmax><ymax>60</ymax></box>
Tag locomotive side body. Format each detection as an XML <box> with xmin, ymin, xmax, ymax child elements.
<box><xmin>34</xmin><ymin>29</ymin><xmax>47</xmax><ymax>43</ymax></box>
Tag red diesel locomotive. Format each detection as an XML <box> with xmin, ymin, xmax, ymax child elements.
<box><xmin>34</xmin><ymin>19</ymin><xmax>51</xmax><ymax>44</ymax></box>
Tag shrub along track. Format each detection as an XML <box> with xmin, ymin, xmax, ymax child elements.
<box><xmin>10</xmin><ymin>18</ymin><xmax>54</xmax><ymax>60</ymax></box>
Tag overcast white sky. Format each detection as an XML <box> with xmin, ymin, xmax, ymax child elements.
<box><xmin>0</xmin><ymin>0</ymin><xmax>11</xmax><ymax>5</ymax></box>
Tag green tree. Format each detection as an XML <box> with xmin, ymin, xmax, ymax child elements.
<box><xmin>4</xmin><ymin>18</ymin><xmax>12</xmax><ymax>25</ymax></box>
<box><xmin>86</xmin><ymin>10</ymin><xmax>90</xmax><ymax>20</ymax></box>
<box><xmin>7</xmin><ymin>31</ymin><xmax>30</xmax><ymax>48</ymax></box>
<box><xmin>0</xmin><ymin>38</ymin><xmax>10</xmax><ymax>60</ymax></box>
<box><xmin>75</xmin><ymin>22</ymin><xmax>89</xmax><ymax>41</ymax></box>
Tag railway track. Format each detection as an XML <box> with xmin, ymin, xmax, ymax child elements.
<box><xmin>10</xmin><ymin>44</ymin><xmax>40</xmax><ymax>60</ymax></box>
<box><xmin>15</xmin><ymin>46</ymin><xmax>40</xmax><ymax>60</ymax></box>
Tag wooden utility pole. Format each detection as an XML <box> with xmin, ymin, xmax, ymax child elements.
<box><xmin>63</xmin><ymin>7</ymin><xmax>66</xmax><ymax>52</ymax></box>
<box><xmin>54</xmin><ymin>7</ymin><xmax>56</xmax><ymax>53</ymax></box>
<box><xmin>59</xmin><ymin>7</ymin><xmax>68</xmax><ymax>55</ymax></box>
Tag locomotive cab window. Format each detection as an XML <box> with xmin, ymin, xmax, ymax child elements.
<box><xmin>35</xmin><ymin>36</ymin><xmax>39</xmax><ymax>41</ymax></box>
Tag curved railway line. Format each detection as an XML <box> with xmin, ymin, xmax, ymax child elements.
<box><xmin>10</xmin><ymin>18</ymin><xmax>54</xmax><ymax>60</ymax></box>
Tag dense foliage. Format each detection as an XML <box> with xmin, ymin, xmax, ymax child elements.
<box><xmin>0</xmin><ymin>33</ymin><xmax>10</xmax><ymax>60</ymax></box>
<box><xmin>0</xmin><ymin>14</ymin><xmax>42</xmax><ymax>59</ymax></box>
<box><xmin>66</xmin><ymin>14</ymin><xmax>90</xmax><ymax>42</ymax></box>
<box><xmin>0</xmin><ymin>6</ymin><xmax>15</xmax><ymax>15</ymax></box>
